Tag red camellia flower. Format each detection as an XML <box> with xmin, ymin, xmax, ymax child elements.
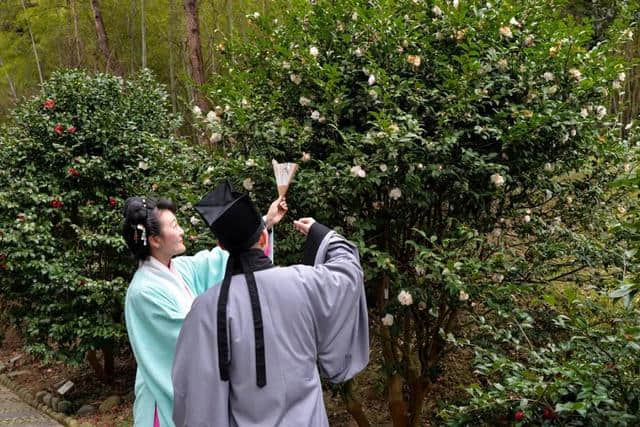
<box><xmin>50</xmin><ymin>199</ymin><xmax>63</xmax><ymax>208</ymax></box>
<box><xmin>68</xmin><ymin>167</ymin><xmax>80</xmax><ymax>177</ymax></box>
<box><xmin>543</xmin><ymin>407</ymin><xmax>555</xmax><ymax>420</ymax></box>
<box><xmin>108</xmin><ymin>197</ymin><xmax>117</xmax><ymax>208</ymax></box>
<box><xmin>514</xmin><ymin>410</ymin><xmax>525</xmax><ymax>422</ymax></box>
<box><xmin>67</xmin><ymin>126</ymin><xmax>77</xmax><ymax>134</ymax></box>
<box><xmin>43</xmin><ymin>98</ymin><xmax>55</xmax><ymax>109</ymax></box>
<box><xmin>54</xmin><ymin>123</ymin><xmax>64</xmax><ymax>135</ymax></box>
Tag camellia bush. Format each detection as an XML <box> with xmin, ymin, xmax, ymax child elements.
<box><xmin>196</xmin><ymin>0</ymin><xmax>632</xmax><ymax>424</ymax></box>
<box><xmin>0</xmin><ymin>69</ymin><xmax>203</xmax><ymax>380</ymax></box>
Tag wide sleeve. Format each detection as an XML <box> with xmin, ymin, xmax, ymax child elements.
<box><xmin>300</xmin><ymin>224</ymin><xmax>370</xmax><ymax>383</ymax></box>
<box><xmin>172</xmin><ymin>247</ymin><xmax>229</xmax><ymax>296</ymax></box>
<box><xmin>172</xmin><ymin>296</ymin><xmax>230</xmax><ymax>427</ymax></box>
<box><xmin>125</xmin><ymin>286</ymin><xmax>185</xmax><ymax>427</ymax></box>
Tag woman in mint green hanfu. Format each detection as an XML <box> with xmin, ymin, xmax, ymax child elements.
<box><xmin>121</xmin><ymin>195</ymin><xmax>286</xmax><ymax>427</ymax></box>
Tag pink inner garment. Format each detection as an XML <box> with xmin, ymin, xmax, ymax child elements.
<box><xmin>154</xmin><ymin>405</ymin><xmax>160</xmax><ymax>427</ymax></box>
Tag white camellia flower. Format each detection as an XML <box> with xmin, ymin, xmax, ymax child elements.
<box><xmin>596</xmin><ymin>105</ymin><xmax>607</xmax><ymax>119</ymax></box>
<box><xmin>382</xmin><ymin>314</ymin><xmax>394</xmax><ymax>326</ymax></box>
<box><xmin>309</xmin><ymin>46</ymin><xmax>319</xmax><ymax>57</ymax></box>
<box><xmin>203</xmin><ymin>178</ymin><xmax>212</xmax><ymax>186</ymax></box>
<box><xmin>544</xmin><ymin>162</ymin><xmax>554</xmax><ymax>172</ymax></box>
<box><xmin>566</xmin><ymin>196</ymin><xmax>573</xmax><ymax>204</ymax></box>
<box><xmin>350</xmin><ymin>165</ymin><xmax>366</xmax><ymax>178</ymax></box>
<box><xmin>524</xmin><ymin>35</ymin><xmax>535</xmax><ymax>47</ymax></box>
<box><xmin>242</xmin><ymin>178</ymin><xmax>254</xmax><ymax>191</ymax></box>
<box><xmin>245</xmin><ymin>158</ymin><xmax>257</xmax><ymax>167</ymax></box>
<box><xmin>299</xmin><ymin>96</ymin><xmax>311</xmax><ymax>106</ymax></box>
<box><xmin>290</xmin><ymin>74</ymin><xmax>302</xmax><ymax>85</ymax></box>
<box><xmin>509</xmin><ymin>16</ymin><xmax>521</xmax><ymax>27</ymax></box>
<box><xmin>190</xmin><ymin>216</ymin><xmax>200</xmax><ymax>226</ymax></box>
<box><xmin>346</xmin><ymin>216</ymin><xmax>356</xmax><ymax>226</ymax></box>
<box><xmin>398</xmin><ymin>290</ymin><xmax>413</xmax><ymax>306</ymax></box>
<box><xmin>301</xmin><ymin>152</ymin><xmax>311</xmax><ymax>163</ymax></box>
<box><xmin>523</xmin><ymin>215</ymin><xmax>531</xmax><ymax>223</ymax></box>
<box><xmin>499</xmin><ymin>26</ymin><xmax>513</xmax><ymax>38</ymax></box>
<box><xmin>380</xmin><ymin>164</ymin><xmax>388</xmax><ymax>172</ymax></box>
<box><xmin>310</xmin><ymin>110</ymin><xmax>321</xmax><ymax>121</ymax></box>
<box><xmin>389</xmin><ymin>187</ymin><xmax>402</xmax><ymax>200</ymax></box>
<box><xmin>490</xmin><ymin>173</ymin><xmax>505</xmax><ymax>187</ymax></box>
<box><xmin>210</xmin><ymin>133</ymin><xmax>222</xmax><ymax>143</ymax></box>
<box><xmin>453</xmin><ymin>0</ymin><xmax>459</xmax><ymax>8</ymax></box>
<box><xmin>206</xmin><ymin>111</ymin><xmax>218</xmax><ymax>122</ymax></box>
<box><xmin>624</xmin><ymin>163</ymin><xmax>632</xmax><ymax>172</ymax></box>
<box><xmin>351</xmin><ymin>11</ymin><xmax>358</xmax><ymax>21</ymax></box>
<box><xmin>355</xmin><ymin>47</ymin><xmax>363</xmax><ymax>57</ymax></box>
<box><xmin>580</xmin><ymin>108</ymin><xmax>589</xmax><ymax>118</ymax></box>
<box><xmin>432</xmin><ymin>5</ymin><xmax>443</xmax><ymax>16</ymax></box>
<box><xmin>415</xmin><ymin>265</ymin><xmax>425</xmax><ymax>276</ymax></box>
<box><xmin>192</xmin><ymin>105</ymin><xmax>202</xmax><ymax>115</ymax></box>
<box><xmin>525</xmin><ymin>208</ymin><xmax>532</xmax><ymax>214</ymax></box>
<box><xmin>459</xmin><ymin>290</ymin><xmax>469</xmax><ymax>301</ymax></box>
<box><xmin>543</xmin><ymin>72</ymin><xmax>554</xmax><ymax>82</ymax></box>
<box><xmin>496</xmin><ymin>274</ymin><xmax>505</xmax><ymax>283</ymax></box>
<box><xmin>618</xmin><ymin>72</ymin><xmax>626</xmax><ymax>82</ymax></box>
<box><xmin>138</xmin><ymin>161</ymin><xmax>149</xmax><ymax>170</ymax></box>
<box><xmin>568</xmin><ymin>68</ymin><xmax>582</xmax><ymax>81</ymax></box>
<box><xmin>368</xmin><ymin>74</ymin><xmax>376</xmax><ymax>86</ymax></box>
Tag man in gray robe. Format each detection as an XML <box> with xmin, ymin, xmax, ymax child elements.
<box><xmin>171</xmin><ymin>180</ymin><xmax>369</xmax><ymax>427</ymax></box>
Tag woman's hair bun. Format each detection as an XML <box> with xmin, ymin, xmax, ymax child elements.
<box><xmin>123</xmin><ymin>197</ymin><xmax>153</xmax><ymax>224</ymax></box>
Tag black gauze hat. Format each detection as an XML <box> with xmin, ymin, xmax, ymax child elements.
<box><xmin>194</xmin><ymin>180</ymin><xmax>265</xmax><ymax>252</ymax></box>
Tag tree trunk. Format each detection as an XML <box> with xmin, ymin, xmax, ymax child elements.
<box><xmin>226</xmin><ymin>0</ymin><xmax>233</xmax><ymax>38</ymax></box>
<box><xmin>86</xmin><ymin>349</ymin><xmax>106</xmax><ymax>382</ymax></box>
<box><xmin>102</xmin><ymin>345</ymin><xmax>115</xmax><ymax>381</ymax></box>
<box><xmin>389</xmin><ymin>374</ymin><xmax>409</xmax><ymax>427</ymax></box>
<box><xmin>141</xmin><ymin>0</ymin><xmax>147</xmax><ymax>69</ymax></box>
<box><xmin>69</xmin><ymin>0</ymin><xmax>83</xmax><ymax>67</ymax></box>
<box><xmin>0</xmin><ymin>56</ymin><xmax>18</xmax><ymax>101</ymax></box>
<box><xmin>168</xmin><ymin>0</ymin><xmax>178</xmax><ymax>114</ymax></box>
<box><xmin>342</xmin><ymin>380</ymin><xmax>371</xmax><ymax>427</ymax></box>
<box><xmin>90</xmin><ymin>0</ymin><xmax>124</xmax><ymax>76</ymax></box>
<box><xmin>183</xmin><ymin>0</ymin><xmax>208</xmax><ymax>112</ymax></box>
<box><xmin>20</xmin><ymin>0</ymin><xmax>43</xmax><ymax>84</ymax></box>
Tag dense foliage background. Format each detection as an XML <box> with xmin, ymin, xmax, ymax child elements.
<box><xmin>1</xmin><ymin>0</ymin><xmax>640</xmax><ymax>425</ymax></box>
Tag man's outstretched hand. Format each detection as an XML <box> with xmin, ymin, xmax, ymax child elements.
<box><xmin>266</xmin><ymin>196</ymin><xmax>288</xmax><ymax>228</ymax></box>
<box><xmin>293</xmin><ymin>218</ymin><xmax>316</xmax><ymax>236</ymax></box>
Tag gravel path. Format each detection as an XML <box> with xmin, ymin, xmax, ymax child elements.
<box><xmin>0</xmin><ymin>385</ymin><xmax>62</xmax><ymax>426</ymax></box>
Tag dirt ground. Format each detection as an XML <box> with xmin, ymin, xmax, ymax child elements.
<box><xmin>0</xmin><ymin>325</ymin><xmax>475</xmax><ymax>426</ymax></box>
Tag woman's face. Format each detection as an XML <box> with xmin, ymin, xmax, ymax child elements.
<box><xmin>153</xmin><ymin>209</ymin><xmax>186</xmax><ymax>257</ymax></box>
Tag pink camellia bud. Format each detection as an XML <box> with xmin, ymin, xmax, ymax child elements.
<box><xmin>514</xmin><ymin>410</ymin><xmax>525</xmax><ymax>421</ymax></box>
<box><xmin>54</xmin><ymin>123</ymin><xmax>64</xmax><ymax>135</ymax></box>
<box><xmin>67</xmin><ymin>126</ymin><xmax>77</xmax><ymax>134</ymax></box>
<box><xmin>50</xmin><ymin>199</ymin><xmax>63</xmax><ymax>208</ymax></box>
<box><xmin>43</xmin><ymin>99</ymin><xmax>55</xmax><ymax>109</ymax></box>
<box><xmin>108</xmin><ymin>197</ymin><xmax>117</xmax><ymax>208</ymax></box>
<box><xmin>68</xmin><ymin>167</ymin><xmax>80</xmax><ymax>177</ymax></box>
